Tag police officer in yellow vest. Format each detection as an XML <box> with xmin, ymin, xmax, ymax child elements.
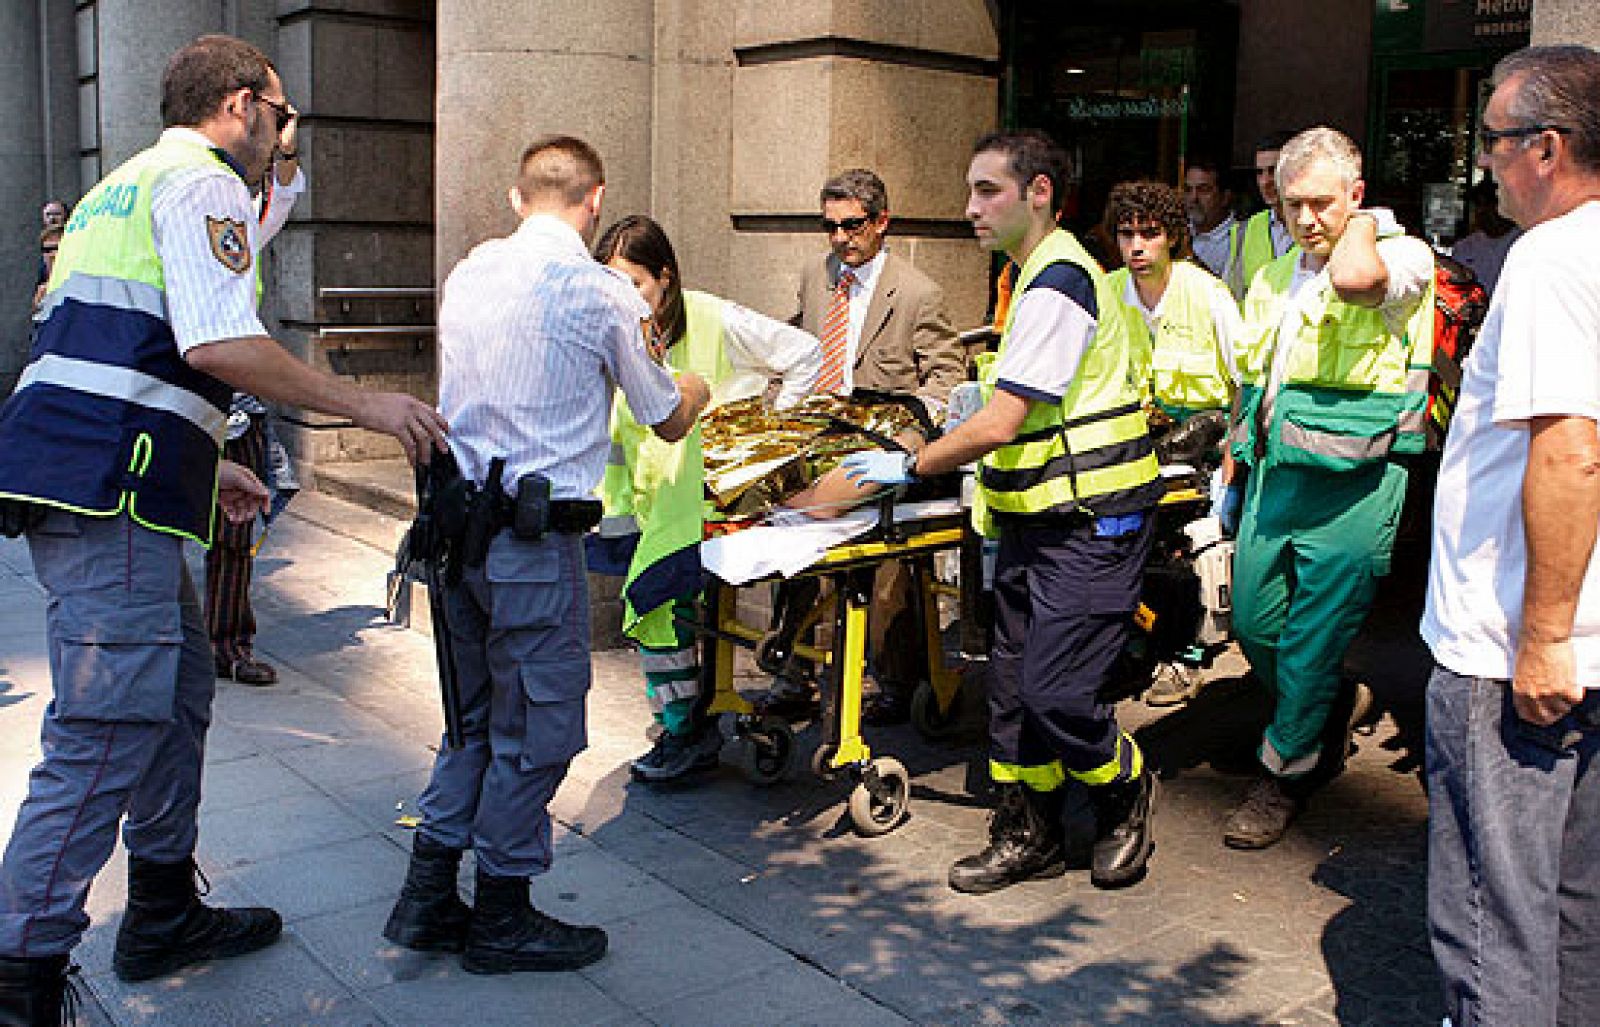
<box><xmin>0</xmin><ymin>35</ymin><xmax>447</xmax><ymax>1020</ymax></box>
<box><xmin>845</xmin><ymin>131</ymin><xmax>1164</xmax><ymax>892</ymax></box>
<box><xmin>592</xmin><ymin>215</ymin><xmax>821</xmax><ymax>784</ymax></box>
<box><xmin>1238</xmin><ymin>130</ymin><xmax>1298</xmax><ymax>300</ymax></box>
<box><xmin>1222</xmin><ymin>127</ymin><xmax>1435</xmax><ymax>851</ymax></box>
<box><xmin>1104</xmin><ymin>180</ymin><xmax>1242</xmax><ymax>423</ymax></box>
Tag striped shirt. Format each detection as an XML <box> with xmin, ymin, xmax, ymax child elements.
<box><xmin>150</xmin><ymin>128</ymin><xmax>270</xmax><ymax>354</ymax></box>
<box><xmin>438</xmin><ymin>214</ymin><xmax>681</xmax><ymax>499</ymax></box>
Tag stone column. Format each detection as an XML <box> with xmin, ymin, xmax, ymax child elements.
<box><xmin>93</xmin><ymin>0</ymin><xmax>222</xmax><ymax>171</ymax></box>
<box><xmin>435</xmin><ymin>0</ymin><xmax>655</xmax><ymax>277</ymax></box>
<box><xmin>1532</xmin><ymin>0</ymin><xmax>1600</xmax><ymax>45</ymax></box>
<box><xmin>0</xmin><ymin>1</ymin><xmax>45</xmax><ymax>390</ymax></box>
<box><xmin>718</xmin><ymin>0</ymin><xmax>1001</xmax><ymax>329</ymax></box>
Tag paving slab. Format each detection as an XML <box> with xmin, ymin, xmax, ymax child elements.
<box><xmin>0</xmin><ymin>493</ymin><xmax>1446</xmax><ymax>1025</ymax></box>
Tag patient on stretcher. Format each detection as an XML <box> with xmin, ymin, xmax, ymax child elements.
<box><xmin>700</xmin><ymin>393</ymin><xmax>943</xmax><ymax>523</ymax></box>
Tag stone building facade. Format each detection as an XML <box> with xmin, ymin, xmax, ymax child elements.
<box><xmin>2</xmin><ymin>0</ymin><xmax>1596</xmax><ymax>479</ymax></box>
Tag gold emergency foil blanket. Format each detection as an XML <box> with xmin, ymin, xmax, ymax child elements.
<box><xmin>700</xmin><ymin>396</ymin><xmax>920</xmax><ymax>516</ymax></box>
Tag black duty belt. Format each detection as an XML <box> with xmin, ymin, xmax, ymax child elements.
<box><xmin>546</xmin><ymin>499</ymin><xmax>603</xmax><ymax>534</ymax></box>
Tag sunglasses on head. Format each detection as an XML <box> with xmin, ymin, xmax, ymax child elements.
<box><xmin>821</xmin><ymin>215</ymin><xmax>872</xmax><ymax>234</ymax></box>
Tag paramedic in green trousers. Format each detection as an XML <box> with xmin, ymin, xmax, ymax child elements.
<box><xmin>1222</xmin><ymin>126</ymin><xmax>1436</xmax><ymax>850</ymax></box>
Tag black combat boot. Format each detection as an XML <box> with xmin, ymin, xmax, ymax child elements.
<box><xmin>0</xmin><ymin>954</ymin><xmax>78</xmax><ymax>1026</ymax></box>
<box><xmin>948</xmin><ymin>783</ymin><xmax>1067</xmax><ymax>895</ymax></box>
<box><xmin>1089</xmin><ymin>767</ymin><xmax>1158</xmax><ymax>889</ymax></box>
<box><xmin>460</xmin><ymin>869</ymin><xmax>607</xmax><ymax>974</ymax></box>
<box><xmin>111</xmin><ymin>856</ymin><xmax>282</xmax><ymax>983</ymax></box>
<box><xmin>382</xmin><ymin>835</ymin><xmax>472</xmax><ymax>952</ymax></box>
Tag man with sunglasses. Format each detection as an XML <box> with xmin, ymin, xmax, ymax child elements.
<box><xmin>0</xmin><ymin>34</ymin><xmax>447</xmax><ymax>1021</ymax></box>
<box><xmin>761</xmin><ymin>168</ymin><xmax>965</xmax><ymax>724</ymax></box>
<box><xmin>1422</xmin><ymin>44</ymin><xmax>1600</xmax><ymax>1025</ymax></box>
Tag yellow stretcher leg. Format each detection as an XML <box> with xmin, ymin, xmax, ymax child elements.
<box><xmin>828</xmin><ymin>571</ymin><xmax>873</xmax><ymax>768</ymax></box>
<box><xmin>704</xmin><ymin>582</ymin><xmax>753</xmax><ymax>717</ymax></box>
<box><xmin>920</xmin><ymin>559</ymin><xmax>962</xmax><ymax>718</ymax></box>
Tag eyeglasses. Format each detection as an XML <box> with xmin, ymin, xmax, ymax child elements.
<box><xmin>41</xmin><ymin>245</ymin><xmax>58</xmax><ymax>254</ymax></box>
<box><xmin>821</xmin><ymin>215</ymin><xmax>872</xmax><ymax>234</ymax></box>
<box><xmin>253</xmin><ymin>92</ymin><xmax>296</xmax><ymax>133</ymax></box>
<box><xmin>1478</xmin><ymin>123</ymin><xmax>1569</xmax><ymax>153</ymax></box>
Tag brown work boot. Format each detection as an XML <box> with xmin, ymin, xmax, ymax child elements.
<box><xmin>1222</xmin><ymin>775</ymin><xmax>1303</xmax><ymax>850</ymax></box>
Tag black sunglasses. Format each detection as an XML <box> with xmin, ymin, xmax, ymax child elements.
<box><xmin>254</xmin><ymin>92</ymin><xmax>296</xmax><ymax>132</ymax></box>
<box><xmin>1478</xmin><ymin>123</ymin><xmax>1569</xmax><ymax>153</ymax></box>
<box><xmin>821</xmin><ymin>215</ymin><xmax>872</xmax><ymax>234</ymax></box>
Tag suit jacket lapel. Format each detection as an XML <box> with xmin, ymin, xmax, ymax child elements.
<box><xmin>855</xmin><ymin>254</ymin><xmax>898</xmax><ymax>366</ymax></box>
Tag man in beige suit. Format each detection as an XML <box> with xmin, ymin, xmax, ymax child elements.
<box><xmin>768</xmin><ymin>168</ymin><xmax>964</xmax><ymax>723</ymax></box>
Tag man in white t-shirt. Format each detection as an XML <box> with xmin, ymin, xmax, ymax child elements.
<box><xmin>1421</xmin><ymin>45</ymin><xmax>1600</xmax><ymax>1026</ymax></box>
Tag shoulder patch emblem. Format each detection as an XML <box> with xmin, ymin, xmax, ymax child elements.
<box><xmin>641</xmin><ymin>317</ymin><xmax>665</xmax><ymax>361</ymax></box>
<box><xmin>206</xmin><ymin>216</ymin><xmax>252</xmax><ymax>275</ymax></box>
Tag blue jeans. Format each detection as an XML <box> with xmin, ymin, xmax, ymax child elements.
<box><xmin>1426</xmin><ymin>664</ymin><xmax>1600</xmax><ymax>1026</ymax></box>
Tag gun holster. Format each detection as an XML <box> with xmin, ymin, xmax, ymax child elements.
<box><xmin>511</xmin><ymin>473</ymin><xmax>552</xmax><ymax>540</ymax></box>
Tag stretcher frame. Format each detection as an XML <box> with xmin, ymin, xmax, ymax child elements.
<box><xmin>681</xmin><ymin>494</ymin><xmax>970</xmax><ymax>836</ymax></box>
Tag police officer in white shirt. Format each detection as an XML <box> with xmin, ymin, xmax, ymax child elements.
<box><xmin>381</xmin><ymin>135</ymin><xmax>709</xmax><ymax>974</ymax></box>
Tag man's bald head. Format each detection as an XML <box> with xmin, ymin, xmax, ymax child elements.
<box><xmin>515</xmin><ymin>136</ymin><xmax>605</xmax><ymax>209</ymax></box>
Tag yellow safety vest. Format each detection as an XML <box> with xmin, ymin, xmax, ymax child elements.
<box><xmin>1239</xmin><ymin>209</ymin><xmax>1285</xmax><ymax>300</ymax></box>
<box><xmin>974</xmin><ymin>229</ymin><xmax>1163</xmax><ymax>536</ymax></box>
<box><xmin>1110</xmin><ymin>260</ymin><xmax>1236</xmax><ymax>419</ymax></box>
<box><xmin>0</xmin><ymin>133</ymin><xmax>240</xmax><ymax>544</ymax></box>
<box><xmin>1230</xmin><ymin>247</ymin><xmax>1435</xmax><ymax>473</ymax></box>
<box><xmin>600</xmin><ymin>290</ymin><xmax>734</xmax><ymax>646</ymax></box>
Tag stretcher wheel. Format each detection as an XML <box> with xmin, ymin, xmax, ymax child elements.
<box><xmin>848</xmin><ymin>757</ymin><xmax>910</xmax><ymax>837</ymax></box>
<box><xmin>910</xmin><ymin>680</ymin><xmax>962</xmax><ymax>741</ymax></box>
<box><xmin>810</xmin><ymin>742</ymin><xmax>841</xmax><ymax>780</ymax></box>
<box><xmin>733</xmin><ymin>717</ymin><xmax>795</xmax><ymax>786</ymax></box>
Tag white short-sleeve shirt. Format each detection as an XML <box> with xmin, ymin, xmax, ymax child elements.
<box><xmin>438</xmin><ymin>214</ymin><xmax>681</xmax><ymax>499</ymax></box>
<box><xmin>1422</xmin><ymin>201</ymin><xmax>1600</xmax><ymax>685</ymax></box>
<box><xmin>150</xmin><ymin>128</ymin><xmax>269</xmax><ymax>354</ymax></box>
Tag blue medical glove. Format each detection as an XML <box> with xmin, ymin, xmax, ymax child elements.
<box><xmin>840</xmin><ymin>450</ymin><xmax>915</xmax><ymax>486</ymax></box>
<box><xmin>1214</xmin><ymin>482</ymin><xmax>1244</xmax><ymax>537</ymax></box>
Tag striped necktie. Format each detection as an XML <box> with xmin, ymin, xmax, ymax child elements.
<box><xmin>815</xmin><ymin>268</ymin><xmax>856</xmax><ymax>395</ymax></box>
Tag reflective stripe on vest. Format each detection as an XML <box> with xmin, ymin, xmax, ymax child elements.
<box><xmin>1111</xmin><ymin>261</ymin><xmax>1235</xmax><ymax>416</ymax></box>
<box><xmin>975</xmin><ymin>229</ymin><xmax>1163</xmax><ymax>525</ymax></box>
<box><xmin>0</xmin><ymin>134</ymin><xmax>237</xmax><ymax>545</ymax></box>
<box><xmin>18</xmin><ymin>354</ymin><xmax>226</xmax><ymax>445</ymax></box>
<box><xmin>1232</xmin><ymin>247</ymin><xmax>1435</xmax><ymax>472</ymax></box>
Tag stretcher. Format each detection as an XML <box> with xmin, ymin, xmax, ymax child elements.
<box><xmin>680</xmin><ymin>474</ymin><xmax>1225</xmax><ymax>838</ymax></box>
<box><xmin>684</xmin><ymin>493</ymin><xmax>972</xmax><ymax>836</ymax></box>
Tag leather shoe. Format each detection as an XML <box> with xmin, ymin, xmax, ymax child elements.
<box><xmin>217</xmin><ymin>655</ymin><xmax>278</xmax><ymax>686</ymax></box>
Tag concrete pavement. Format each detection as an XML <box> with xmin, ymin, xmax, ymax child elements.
<box><xmin>0</xmin><ymin>491</ymin><xmax>1440</xmax><ymax>1025</ymax></box>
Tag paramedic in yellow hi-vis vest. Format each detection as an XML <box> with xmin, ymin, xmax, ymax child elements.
<box><xmin>1104</xmin><ymin>179</ymin><xmax>1242</xmax><ymax>424</ymax></box>
<box><xmin>1238</xmin><ymin>131</ymin><xmax>1297</xmax><ymax>300</ymax></box>
<box><xmin>0</xmin><ymin>35</ymin><xmax>447</xmax><ymax>1021</ymax></box>
<box><xmin>844</xmin><ymin>131</ymin><xmax>1165</xmax><ymax>892</ymax></box>
<box><xmin>1222</xmin><ymin>126</ymin><xmax>1435</xmax><ymax>851</ymax></box>
<box><xmin>592</xmin><ymin>215</ymin><xmax>821</xmax><ymax>784</ymax></box>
